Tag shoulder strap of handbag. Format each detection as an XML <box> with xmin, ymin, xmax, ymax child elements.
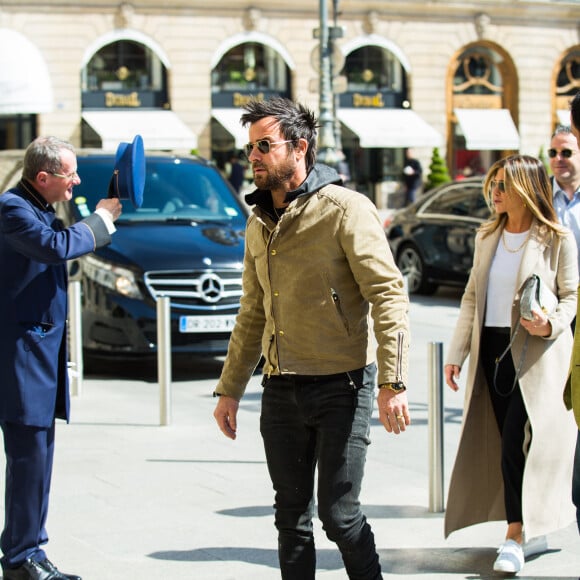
<box><xmin>493</xmin><ymin>322</ymin><xmax>529</xmax><ymax>397</ymax></box>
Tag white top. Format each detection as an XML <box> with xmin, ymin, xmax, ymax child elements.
<box><xmin>484</xmin><ymin>230</ymin><xmax>528</xmax><ymax>327</ymax></box>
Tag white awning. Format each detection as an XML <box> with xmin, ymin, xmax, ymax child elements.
<box><xmin>557</xmin><ymin>109</ymin><xmax>571</xmax><ymax>127</ymax></box>
<box><xmin>454</xmin><ymin>108</ymin><xmax>520</xmax><ymax>151</ymax></box>
<box><xmin>212</xmin><ymin>108</ymin><xmax>247</xmax><ymax>149</ymax></box>
<box><xmin>336</xmin><ymin>108</ymin><xmax>443</xmax><ymax>148</ymax></box>
<box><xmin>82</xmin><ymin>110</ymin><xmax>198</xmax><ymax>151</ymax></box>
<box><xmin>0</xmin><ymin>29</ymin><xmax>53</xmax><ymax>114</ymax></box>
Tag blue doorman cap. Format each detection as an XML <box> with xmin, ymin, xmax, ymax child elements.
<box><xmin>107</xmin><ymin>134</ymin><xmax>145</xmax><ymax>208</ymax></box>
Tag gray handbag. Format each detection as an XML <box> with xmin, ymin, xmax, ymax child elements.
<box><xmin>519</xmin><ymin>274</ymin><xmax>558</xmax><ymax>321</ymax></box>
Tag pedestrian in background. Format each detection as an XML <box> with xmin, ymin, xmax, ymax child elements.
<box><xmin>402</xmin><ymin>148</ymin><xmax>423</xmax><ymax>206</ymax></box>
<box><xmin>228</xmin><ymin>152</ymin><xmax>245</xmax><ymax>193</ymax></box>
<box><xmin>213</xmin><ymin>97</ymin><xmax>410</xmax><ymax>580</ymax></box>
<box><xmin>0</xmin><ymin>137</ymin><xmax>122</xmax><ymax>580</ymax></box>
<box><xmin>444</xmin><ymin>154</ymin><xmax>578</xmax><ymax>575</ymax></box>
<box><xmin>549</xmin><ymin>124</ymin><xmax>580</xmax><ymax>268</ymax></box>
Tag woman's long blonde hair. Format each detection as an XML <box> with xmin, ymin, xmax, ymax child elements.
<box><xmin>481</xmin><ymin>154</ymin><xmax>564</xmax><ymax>237</ymax></box>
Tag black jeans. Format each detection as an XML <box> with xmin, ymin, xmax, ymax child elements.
<box><xmin>480</xmin><ymin>327</ymin><xmax>530</xmax><ymax>524</ymax></box>
<box><xmin>260</xmin><ymin>364</ymin><xmax>381</xmax><ymax>580</ymax></box>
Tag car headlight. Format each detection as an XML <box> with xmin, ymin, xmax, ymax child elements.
<box><xmin>82</xmin><ymin>255</ymin><xmax>143</xmax><ymax>299</ymax></box>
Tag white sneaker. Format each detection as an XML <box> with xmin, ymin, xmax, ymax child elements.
<box><xmin>493</xmin><ymin>539</ymin><xmax>525</xmax><ymax>574</ymax></box>
<box><xmin>523</xmin><ymin>534</ymin><xmax>548</xmax><ymax>558</ymax></box>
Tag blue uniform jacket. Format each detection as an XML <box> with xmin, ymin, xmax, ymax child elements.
<box><xmin>0</xmin><ymin>182</ymin><xmax>112</xmax><ymax>427</ymax></box>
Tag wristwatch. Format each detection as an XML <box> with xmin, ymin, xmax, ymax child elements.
<box><xmin>379</xmin><ymin>382</ymin><xmax>406</xmax><ymax>393</ymax></box>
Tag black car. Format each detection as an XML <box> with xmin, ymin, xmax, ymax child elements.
<box><xmin>385</xmin><ymin>177</ymin><xmax>490</xmax><ymax>295</ymax></box>
<box><xmin>56</xmin><ymin>151</ymin><xmax>249</xmax><ymax>360</ymax></box>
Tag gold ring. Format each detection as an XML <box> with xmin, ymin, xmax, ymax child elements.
<box><xmin>396</xmin><ymin>414</ymin><xmax>404</xmax><ymax>419</ymax></box>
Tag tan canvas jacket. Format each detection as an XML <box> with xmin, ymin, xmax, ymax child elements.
<box><xmin>215</xmin><ymin>168</ymin><xmax>409</xmax><ymax>401</ymax></box>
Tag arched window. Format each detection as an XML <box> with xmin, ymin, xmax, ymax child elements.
<box><xmin>81</xmin><ymin>40</ymin><xmax>168</xmax><ymax>109</ymax></box>
<box><xmin>343</xmin><ymin>46</ymin><xmax>405</xmax><ymax>97</ymax></box>
<box><xmin>211</xmin><ymin>42</ymin><xmax>289</xmax><ymax>94</ymax></box>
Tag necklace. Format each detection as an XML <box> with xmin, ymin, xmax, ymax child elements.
<box><xmin>501</xmin><ymin>229</ymin><xmax>530</xmax><ymax>253</ymax></box>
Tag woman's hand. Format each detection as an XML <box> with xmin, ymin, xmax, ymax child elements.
<box><xmin>520</xmin><ymin>310</ymin><xmax>552</xmax><ymax>337</ymax></box>
<box><xmin>445</xmin><ymin>364</ymin><xmax>461</xmax><ymax>391</ymax></box>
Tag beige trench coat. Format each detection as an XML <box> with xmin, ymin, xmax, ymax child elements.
<box><xmin>444</xmin><ymin>220</ymin><xmax>578</xmax><ymax>539</ymax></box>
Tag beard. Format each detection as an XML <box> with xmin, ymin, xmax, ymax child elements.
<box><xmin>253</xmin><ymin>155</ymin><xmax>297</xmax><ymax>191</ymax></box>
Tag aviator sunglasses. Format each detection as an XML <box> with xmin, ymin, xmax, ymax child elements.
<box><xmin>490</xmin><ymin>179</ymin><xmax>506</xmax><ymax>193</ymax></box>
<box><xmin>548</xmin><ymin>148</ymin><xmax>575</xmax><ymax>158</ymax></box>
<box><xmin>243</xmin><ymin>139</ymin><xmax>294</xmax><ymax>158</ymax></box>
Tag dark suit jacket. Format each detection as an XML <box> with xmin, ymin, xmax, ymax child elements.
<box><xmin>0</xmin><ymin>182</ymin><xmax>111</xmax><ymax>427</ymax></box>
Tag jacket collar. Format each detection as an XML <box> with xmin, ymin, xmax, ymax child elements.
<box><xmin>17</xmin><ymin>179</ymin><xmax>54</xmax><ymax>213</ymax></box>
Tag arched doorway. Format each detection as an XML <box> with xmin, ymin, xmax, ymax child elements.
<box><xmin>447</xmin><ymin>43</ymin><xmax>519</xmax><ymax>180</ymax></box>
<box><xmin>553</xmin><ymin>45</ymin><xmax>580</xmax><ymax>128</ymax></box>
<box><xmin>337</xmin><ymin>42</ymin><xmax>441</xmax><ymax>206</ymax></box>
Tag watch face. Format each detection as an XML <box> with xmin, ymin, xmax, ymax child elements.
<box><xmin>389</xmin><ymin>382</ymin><xmax>405</xmax><ymax>391</ymax></box>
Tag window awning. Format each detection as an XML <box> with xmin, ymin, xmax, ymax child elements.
<box><xmin>0</xmin><ymin>29</ymin><xmax>53</xmax><ymax>114</ymax></box>
<box><xmin>212</xmin><ymin>108</ymin><xmax>247</xmax><ymax>149</ymax></box>
<box><xmin>336</xmin><ymin>108</ymin><xmax>443</xmax><ymax>148</ymax></box>
<box><xmin>557</xmin><ymin>109</ymin><xmax>571</xmax><ymax>127</ymax></box>
<box><xmin>82</xmin><ymin>110</ymin><xmax>198</xmax><ymax>151</ymax></box>
<box><xmin>454</xmin><ymin>108</ymin><xmax>520</xmax><ymax>151</ymax></box>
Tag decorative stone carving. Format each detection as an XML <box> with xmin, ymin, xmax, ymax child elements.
<box><xmin>363</xmin><ymin>10</ymin><xmax>379</xmax><ymax>35</ymax></box>
<box><xmin>243</xmin><ymin>7</ymin><xmax>261</xmax><ymax>31</ymax></box>
<box><xmin>474</xmin><ymin>12</ymin><xmax>491</xmax><ymax>40</ymax></box>
<box><xmin>115</xmin><ymin>3</ymin><xmax>134</xmax><ymax>29</ymax></box>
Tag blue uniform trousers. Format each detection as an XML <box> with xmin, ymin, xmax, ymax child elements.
<box><xmin>0</xmin><ymin>421</ymin><xmax>55</xmax><ymax>568</ymax></box>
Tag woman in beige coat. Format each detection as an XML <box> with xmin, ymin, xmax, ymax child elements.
<box><xmin>444</xmin><ymin>155</ymin><xmax>578</xmax><ymax>575</ymax></box>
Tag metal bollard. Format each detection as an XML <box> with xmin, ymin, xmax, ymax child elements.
<box><xmin>428</xmin><ymin>341</ymin><xmax>445</xmax><ymax>512</ymax></box>
<box><xmin>68</xmin><ymin>280</ymin><xmax>83</xmax><ymax>397</ymax></box>
<box><xmin>157</xmin><ymin>296</ymin><xmax>172</xmax><ymax>426</ymax></box>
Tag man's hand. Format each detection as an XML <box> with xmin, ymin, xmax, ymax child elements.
<box><xmin>213</xmin><ymin>395</ymin><xmax>239</xmax><ymax>440</ymax></box>
<box><xmin>377</xmin><ymin>388</ymin><xmax>410</xmax><ymax>434</ymax></box>
<box><xmin>96</xmin><ymin>198</ymin><xmax>122</xmax><ymax>221</ymax></box>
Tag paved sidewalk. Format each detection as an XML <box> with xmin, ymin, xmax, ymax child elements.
<box><xmin>1</xmin><ymin>291</ymin><xmax>579</xmax><ymax>579</ymax></box>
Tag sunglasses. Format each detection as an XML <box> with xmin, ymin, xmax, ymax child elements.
<box><xmin>548</xmin><ymin>148</ymin><xmax>574</xmax><ymax>158</ymax></box>
<box><xmin>243</xmin><ymin>139</ymin><xmax>293</xmax><ymax>158</ymax></box>
<box><xmin>491</xmin><ymin>179</ymin><xmax>506</xmax><ymax>193</ymax></box>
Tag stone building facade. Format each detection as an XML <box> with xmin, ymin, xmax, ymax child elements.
<box><xmin>0</xmin><ymin>0</ymin><xmax>578</xmax><ymax>204</ymax></box>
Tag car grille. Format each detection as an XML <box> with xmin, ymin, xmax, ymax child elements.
<box><xmin>144</xmin><ymin>269</ymin><xmax>243</xmax><ymax>311</ymax></box>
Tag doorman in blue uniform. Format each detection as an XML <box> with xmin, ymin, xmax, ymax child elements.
<box><xmin>0</xmin><ymin>136</ymin><xmax>125</xmax><ymax>580</ymax></box>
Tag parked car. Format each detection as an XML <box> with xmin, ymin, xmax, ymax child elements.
<box><xmin>385</xmin><ymin>177</ymin><xmax>490</xmax><ymax>295</ymax></box>
<box><xmin>56</xmin><ymin>150</ymin><xmax>249</xmax><ymax>361</ymax></box>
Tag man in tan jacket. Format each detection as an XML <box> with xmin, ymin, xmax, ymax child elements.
<box><xmin>213</xmin><ymin>97</ymin><xmax>410</xmax><ymax>580</ymax></box>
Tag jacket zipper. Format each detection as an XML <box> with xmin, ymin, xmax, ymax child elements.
<box><xmin>331</xmin><ymin>287</ymin><xmax>350</xmax><ymax>333</ymax></box>
<box><xmin>396</xmin><ymin>331</ymin><xmax>404</xmax><ymax>382</ymax></box>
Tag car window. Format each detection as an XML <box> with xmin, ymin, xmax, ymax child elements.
<box><xmin>422</xmin><ymin>183</ymin><xmax>487</xmax><ymax>219</ymax></box>
<box><xmin>72</xmin><ymin>157</ymin><xmax>247</xmax><ymax>228</ymax></box>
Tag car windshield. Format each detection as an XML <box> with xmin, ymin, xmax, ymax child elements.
<box><xmin>71</xmin><ymin>157</ymin><xmax>247</xmax><ymax>227</ymax></box>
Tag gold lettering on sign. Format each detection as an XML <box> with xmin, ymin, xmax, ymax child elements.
<box><xmin>233</xmin><ymin>92</ymin><xmax>265</xmax><ymax>107</ymax></box>
<box><xmin>453</xmin><ymin>94</ymin><xmax>502</xmax><ymax>109</ymax></box>
<box><xmin>353</xmin><ymin>93</ymin><xmax>385</xmax><ymax>108</ymax></box>
<box><xmin>105</xmin><ymin>92</ymin><xmax>142</xmax><ymax>107</ymax></box>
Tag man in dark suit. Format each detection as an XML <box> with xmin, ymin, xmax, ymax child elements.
<box><xmin>0</xmin><ymin>137</ymin><xmax>122</xmax><ymax>580</ymax></box>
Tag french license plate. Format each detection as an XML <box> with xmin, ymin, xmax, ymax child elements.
<box><xmin>179</xmin><ymin>314</ymin><xmax>237</xmax><ymax>333</ymax></box>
